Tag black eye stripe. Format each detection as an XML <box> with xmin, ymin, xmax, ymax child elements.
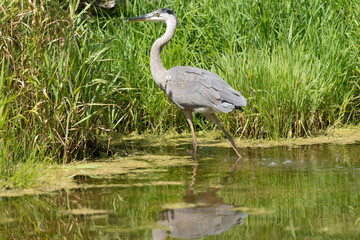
<box><xmin>165</xmin><ymin>9</ymin><xmax>174</xmax><ymax>14</ymax></box>
<box><xmin>158</xmin><ymin>8</ymin><xmax>174</xmax><ymax>15</ymax></box>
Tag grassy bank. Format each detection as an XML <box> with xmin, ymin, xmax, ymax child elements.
<box><xmin>0</xmin><ymin>0</ymin><xmax>359</xmax><ymax>188</ymax></box>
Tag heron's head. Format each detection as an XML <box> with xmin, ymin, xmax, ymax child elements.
<box><xmin>125</xmin><ymin>8</ymin><xmax>177</xmax><ymax>24</ymax></box>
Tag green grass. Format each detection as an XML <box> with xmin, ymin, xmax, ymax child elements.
<box><xmin>0</xmin><ymin>0</ymin><xmax>359</xmax><ymax>187</ymax></box>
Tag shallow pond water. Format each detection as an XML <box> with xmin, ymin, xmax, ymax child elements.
<box><xmin>1</xmin><ymin>143</ymin><xmax>360</xmax><ymax>239</ymax></box>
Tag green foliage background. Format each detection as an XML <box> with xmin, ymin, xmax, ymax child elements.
<box><xmin>0</xmin><ymin>0</ymin><xmax>359</xmax><ymax>186</ymax></box>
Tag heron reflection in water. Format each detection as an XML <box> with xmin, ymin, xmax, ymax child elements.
<box><xmin>152</xmin><ymin>187</ymin><xmax>248</xmax><ymax>240</ymax></box>
<box><xmin>151</xmin><ymin>154</ymin><xmax>247</xmax><ymax>239</ymax></box>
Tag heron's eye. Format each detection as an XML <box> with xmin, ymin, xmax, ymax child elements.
<box><xmin>156</xmin><ymin>12</ymin><xmax>160</xmax><ymax>17</ymax></box>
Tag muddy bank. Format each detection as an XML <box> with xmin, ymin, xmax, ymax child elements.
<box><xmin>1</xmin><ymin>125</ymin><xmax>359</xmax><ymax>197</ymax></box>
<box><xmin>118</xmin><ymin>125</ymin><xmax>360</xmax><ymax>150</ymax></box>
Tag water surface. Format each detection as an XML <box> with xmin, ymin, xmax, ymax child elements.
<box><xmin>1</xmin><ymin>143</ymin><xmax>359</xmax><ymax>239</ymax></box>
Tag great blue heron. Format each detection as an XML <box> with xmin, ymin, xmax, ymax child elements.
<box><xmin>126</xmin><ymin>8</ymin><xmax>246</xmax><ymax>157</ymax></box>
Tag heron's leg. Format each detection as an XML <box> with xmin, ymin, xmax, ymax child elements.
<box><xmin>183</xmin><ymin>109</ymin><xmax>198</xmax><ymax>153</ymax></box>
<box><xmin>204</xmin><ymin>113</ymin><xmax>242</xmax><ymax>158</ymax></box>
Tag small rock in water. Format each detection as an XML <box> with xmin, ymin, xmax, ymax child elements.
<box><xmin>268</xmin><ymin>162</ymin><xmax>276</xmax><ymax>167</ymax></box>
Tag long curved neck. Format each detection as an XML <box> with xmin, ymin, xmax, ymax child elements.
<box><xmin>150</xmin><ymin>15</ymin><xmax>177</xmax><ymax>89</ymax></box>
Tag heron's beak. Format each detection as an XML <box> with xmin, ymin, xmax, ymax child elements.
<box><xmin>125</xmin><ymin>14</ymin><xmax>150</xmax><ymax>22</ymax></box>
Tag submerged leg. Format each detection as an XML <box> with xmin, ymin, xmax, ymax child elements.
<box><xmin>204</xmin><ymin>113</ymin><xmax>242</xmax><ymax>158</ymax></box>
<box><xmin>183</xmin><ymin>109</ymin><xmax>198</xmax><ymax>155</ymax></box>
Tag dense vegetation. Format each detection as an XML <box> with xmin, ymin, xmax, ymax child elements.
<box><xmin>0</xmin><ymin>0</ymin><xmax>359</xmax><ymax>187</ymax></box>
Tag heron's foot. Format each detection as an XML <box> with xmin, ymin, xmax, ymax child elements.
<box><xmin>186</xmin><ymin>146</ymin><xmax>198</xmax><ymax>156</ymax></box>
<box><xmin>235</xmin><ymin>150</ymin><xmax>242</xmax><ymax>159</ymax></box>
<box><xmin>193</xmin><ymin>145</ymin><xmax>198</xmax><ymax>154</ymax></box>
<box><xmin>227</xmin><ymin>140</ymin><xmax>242</xmax><ymax>158</ymax></box>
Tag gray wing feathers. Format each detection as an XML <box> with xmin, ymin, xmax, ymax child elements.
<box><xmin>167</xmin><ymin>66</ymin><xmax>246</xmax><ymax>113</ymax></box>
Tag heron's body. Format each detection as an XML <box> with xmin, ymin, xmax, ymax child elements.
<box><xmin>126</xmin><ymin>8</ymin><xmax>246</xmax><ymax>157</ymax></box>
<box><xmin>165</xmin><ymin>66</ymin><xmax>246</xmax><ymax>114</ymax></box>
